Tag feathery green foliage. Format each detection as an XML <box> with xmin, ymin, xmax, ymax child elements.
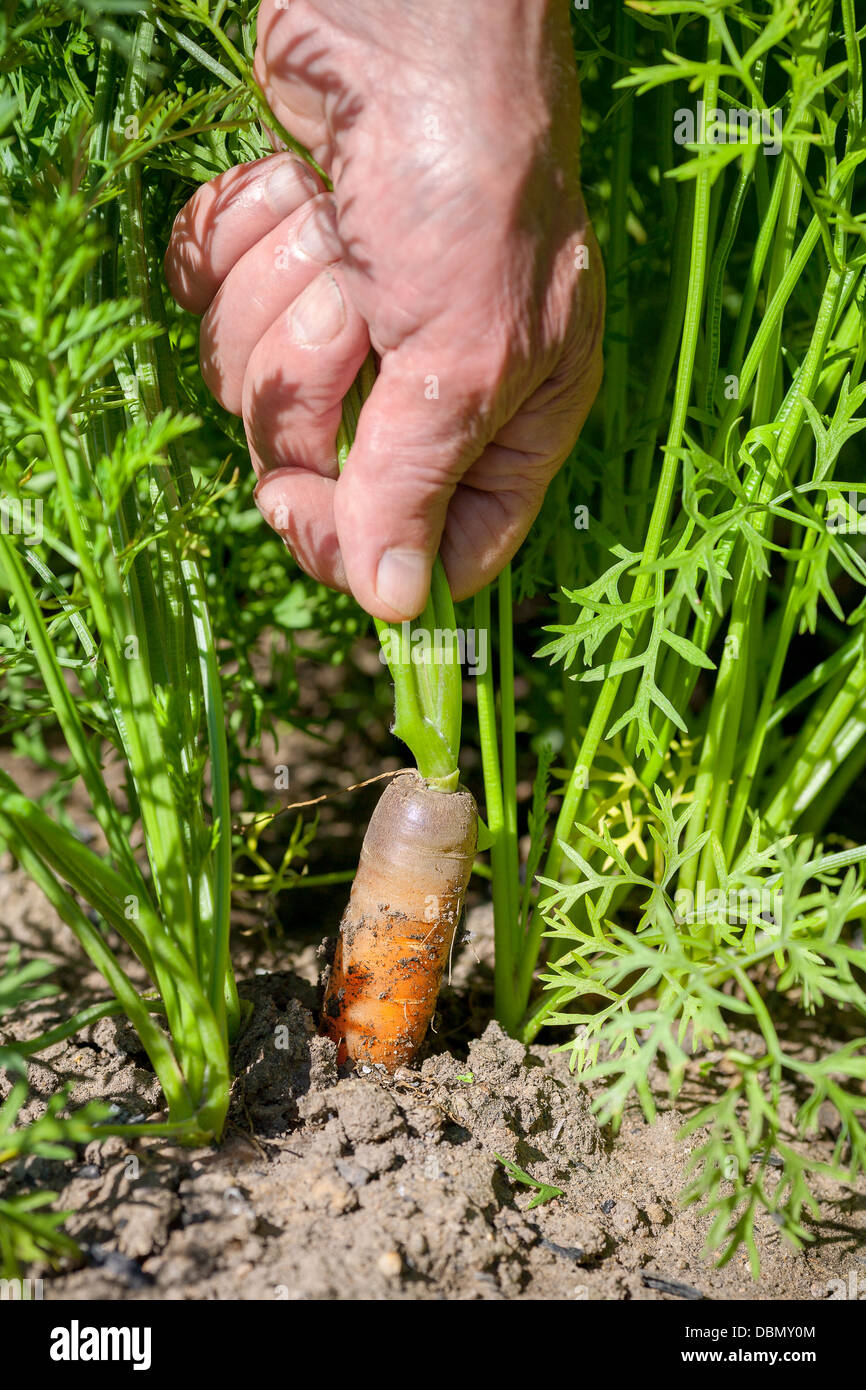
<box><xmin>477</xmin><ymin>0</ymin><xmax>866</xmax><ymax>1271</ymax></box>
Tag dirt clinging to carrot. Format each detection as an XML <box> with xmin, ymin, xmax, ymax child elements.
<box><xmin>321</xmin><ymin>772</ymin><xmax>478</xmax><ymax>1069</ymax></box>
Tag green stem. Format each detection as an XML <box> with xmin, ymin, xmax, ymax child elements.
<box><xmin>12</xmin><ymin>998</ymin><xmax>166</xmax><ymax>1058</ymax></box>
<box><xmin>0</xmin><ymin>807</ymin><xmax>193</xmax><ymax>1122</ymax></box>
<box><xmin>553</xmin><ymin>469</ymin><xmax>579</xmax><ymax>756</ymax></box>
<box><xmin>498</xmin><ymin>564</ymin><xmax>520</xmax><ymax>956</ymax></box>
<box><xmin>763</xmin><ymin>655</ymin><xmax>866</xmax><ymax>829</ymax></box>
<box><xmin>703</xmin><ymin>155</ymin><xmax>753</xmax><ymax>417</ymax></box>
<box><xmin>336</xmin><ymin>363</ymin><xmax>462</xmax><ymax>788</ymax></box>
<box><xmin>801</xmin><ymin>730</ymin><xmax>866</xmax><ymax>835</ymax></box>
<box><xmin>120</xmin><ymin>15</ymin><xmax>237</xmax><ymax>1042</ymax></box>
<box><xmin>684</xmin><ymin>10</ymin><xmax>839</xmax><ymax>892</ymax></box>
<box><xmin>602</xmin><ymin>3</ymin><xmax>634</xmax><ymax>526</ymax></box>
<box><xmin>475</xmin><ymin>586</ymin><xmax>517</xmax><ymax>1030</ymax></box>
<box><xmin>630</xmin><ymin>181</ymin><xmax>693</xmax><ymax>542</ymax></box>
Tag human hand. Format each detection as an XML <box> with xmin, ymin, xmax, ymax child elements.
<box><xmin>165</xmin><ymin>0</ymin><xmax>604</xmax><ymax>621</ymax></box>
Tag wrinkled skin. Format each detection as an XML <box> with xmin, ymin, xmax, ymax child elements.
<box><xmin>165</xmin><ymin>0</ymin><xmax>604</xmax><ymax>621</ymax></box>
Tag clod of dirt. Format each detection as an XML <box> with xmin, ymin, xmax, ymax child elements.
<box><xmin>60</xmin><ymin>1160</ymin><xmax>181</xmax><ymax>1263</ymax></box>
<box><xmin>300</xmin><ymin>1078</ymin><xmax>405</xmax><ymax>1145</ymax></box>
<box><xmin>88</xmin><ymin>1015</ymin><xmax>151</xmax><ymax>1063</ymax></box>
<box><xmin>421</xmin><ymin>1023</ymin><xmax>604</xmax><ymax>1182</ymax></box>
<box><xmin>230</xmin><ymin>971</ymin><xmax>337</xmax><ymax>1135</ymax></box>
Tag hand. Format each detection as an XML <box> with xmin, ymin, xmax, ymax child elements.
<box><xmin>165</xmin><ymin>0</ymin><xmax>604</xmax><ymax>621</ymax></box>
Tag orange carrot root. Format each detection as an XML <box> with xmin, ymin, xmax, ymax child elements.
<box><xmin>320</xmin><ymin>771</ymin><xmax>478</xmax><ymax>1070</ymax></box>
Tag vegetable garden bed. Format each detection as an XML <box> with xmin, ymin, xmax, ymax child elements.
<box><xmin>2</xmin><ymin>0</ymin><xmax>866</xmax><ymax>1302</ymax></box>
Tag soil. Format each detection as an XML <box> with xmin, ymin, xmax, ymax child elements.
<box><xmin>2</xmin><ymin>859</ymin><xmax>865</xmax><ymax>1303</ymax></box>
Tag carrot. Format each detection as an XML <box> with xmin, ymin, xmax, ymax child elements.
<box><xmin>321</xmin><ymin>771</ymin><xmax>477</xmax><ymax>1069</ymax></box>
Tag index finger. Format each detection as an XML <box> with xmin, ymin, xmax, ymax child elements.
<box><xmin>164</xmin><ymin>152</ymin><xmax>323</xmax><ymax>315</ymax></box>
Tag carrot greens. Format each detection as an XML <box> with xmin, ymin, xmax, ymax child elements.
<box><xmin>473</xmin><ymin>0</ymin><xmax>866</xmax><ymax>1271</ymax></box>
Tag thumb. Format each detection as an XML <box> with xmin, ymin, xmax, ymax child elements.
<box><xmin>333</xmin><ymin>355</ymin><xmax>481</xmax><ymax>621</ymax></box>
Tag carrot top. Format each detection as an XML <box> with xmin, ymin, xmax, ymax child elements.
<box><xmin>337</xmin><ymin>358</ymin><xmax>463</xmax><ymax>791</ymax></box>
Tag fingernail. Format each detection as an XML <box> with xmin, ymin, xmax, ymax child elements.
<box><xmin>266</xmin><ymin>156</ymin><xmax>317</xmax><ymax>213</ymax></box>
<box><xmin>253</xmin><ymin>473</ymin><xmax>289</xmax><ymax>530</ymax></box>
<box><xmin>296</xmin><ymin>199</ymin><xmax>342</xmax><ymax>263</ymax></box>
<box><xmin>375</xmin><ymin>548</ymin><xmax>431</xmax><ymax>617</ymax></box>
<box><xmin>289</xmin><ymin>272</ymin><xmax>345</xmax><ymax>344</ymax></box>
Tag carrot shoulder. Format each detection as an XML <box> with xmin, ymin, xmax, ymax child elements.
<box><xmin>321</xmin><ymin>772</ymin><xmax>478</xmax><ymax>1070</ymax></box>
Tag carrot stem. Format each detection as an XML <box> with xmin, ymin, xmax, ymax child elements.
<box><xmin>475</xmin><ymin>584</ymin><xmax>518</xmax><ymax>1031</ymax></box>
<box><xmin>337</xmin><ymin>361</ymin><xmax>463</xmax><ymax>788</ymax></box>
<box><xmin>497</xmin><ymin>565</ymin><xmax>521</xmax><ymax>958</ymax></box>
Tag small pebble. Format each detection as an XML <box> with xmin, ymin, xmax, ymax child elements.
<box><xmin>393</xmin><ymin>1067</ymin><xmax>418</xmax><ymax>1085</ymax></box>
<box><xmin>377</xmin><ymin>1250</ymin><xmax>403</xmax><ymax>1278</ymax></box>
